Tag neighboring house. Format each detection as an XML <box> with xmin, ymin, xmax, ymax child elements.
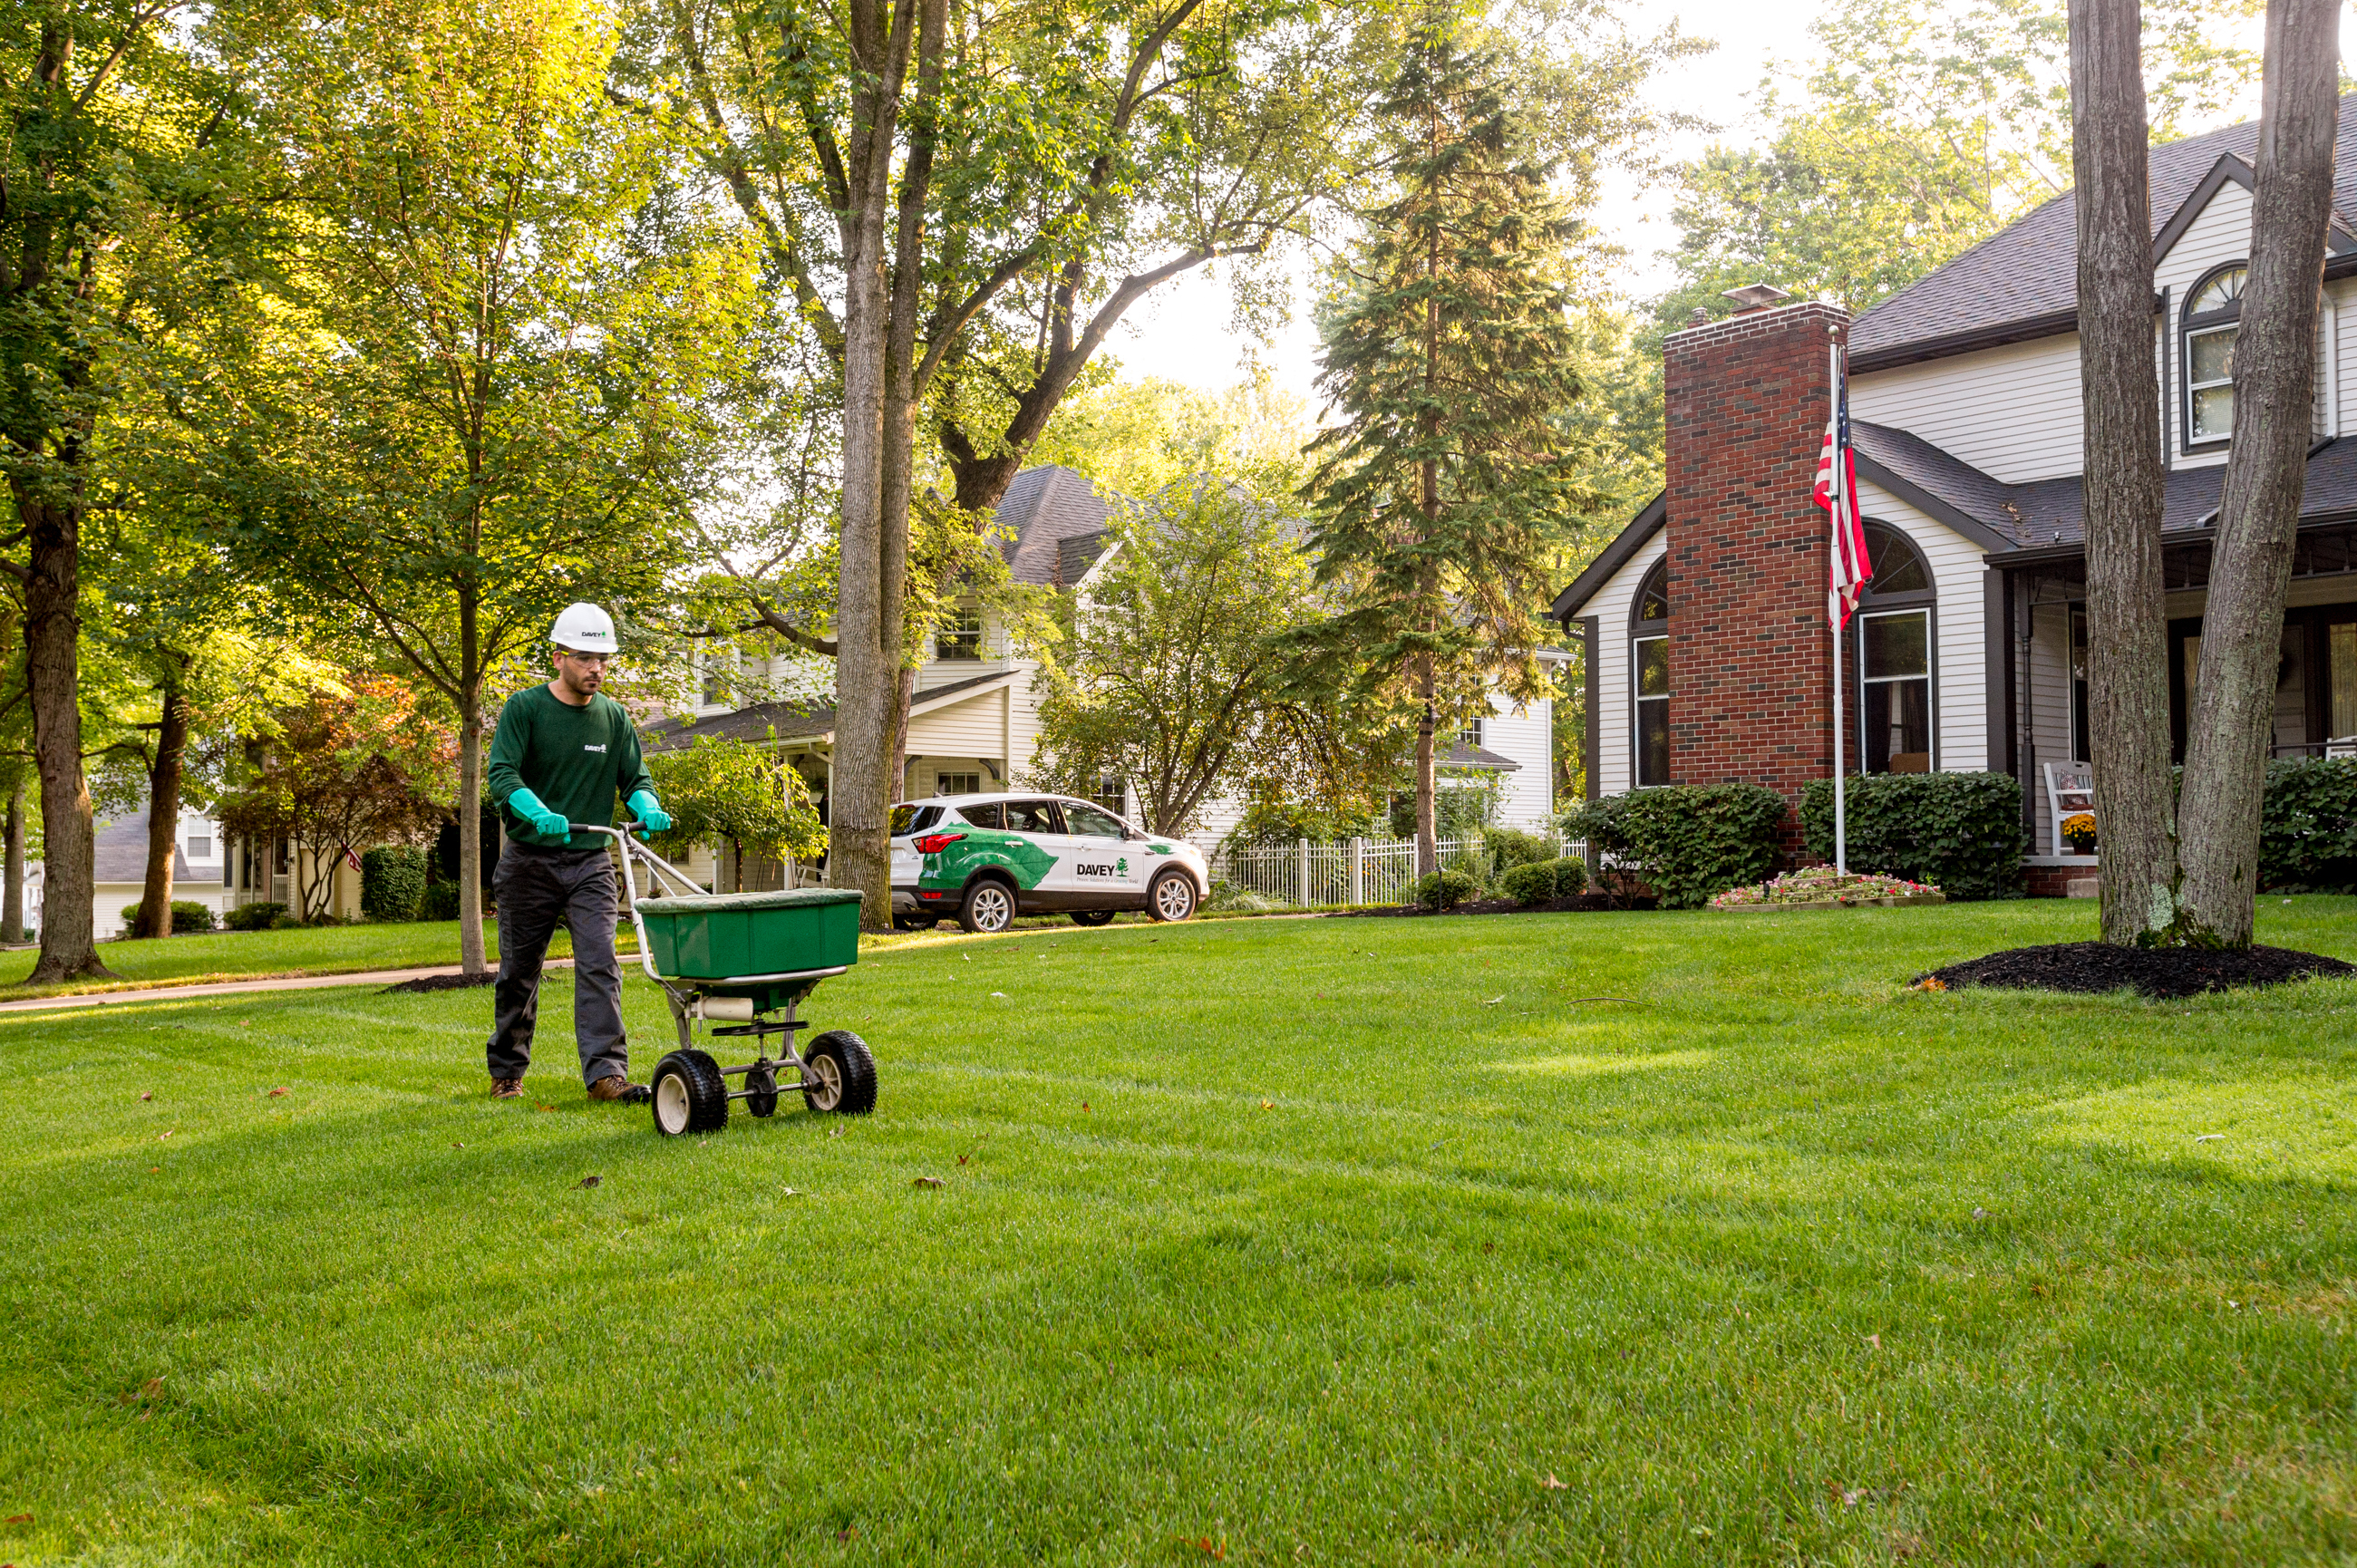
<box><xmin>89</xmin><ymin>808</ymin><xmax>232</xmax><ymax>935</ymax></box>
<box><xmin>651</xmin><ymin>463</ymin><xmax>1559</xmax><ymax>871</ymax></box>
<box><xmin>1552</xmin><ymin>102</ymin><xmax>2357</xmax><ymax>892</ymax></box>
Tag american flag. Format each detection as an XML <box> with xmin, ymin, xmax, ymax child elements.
<box><xmin>1812</xmin><ymin>357</ymin><xmax>1873</xmax><ymax>628</ymax></box>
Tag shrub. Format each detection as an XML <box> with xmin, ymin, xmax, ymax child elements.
<box><xmin>223</xmin><ymin>901</ymin><xmax>286</xmax><ymax>932</ymax></box>
<box><xmin>1499</xmin><ymin>857</ymin><xmax>1587</xmax><ymax>906</ymax></box>
<box><xmin>1482</xmin><ymin>827</ymin><xmax>1552</xmax><ymax>875</ymax></box>
<box><xmin>121</xmin><ymin>899</ymin><xmax>217</xmax><ymax>936</ymax></box>
<box><xmin>1799</xmin><ymin>772</ymin><xmax>2025</xmax><ymax>901</ymax></box>
<box><xmin>417</xmin><ymin>880</ymin><xmax>464</xmax><ymax>921</ymax></box>
<box><xmin>1563</xmin><ymin>785</ymin><xmax>1787</xmax><ymax>909</ymax></box>
<box><xmin>360</xmin><ymin>846</ymin><xmax>430</xmax><ymax>922</ymax></box>
<box><xmin>1412</xmin><ymin>868</ymin><xmax>1480</xmax><ymax>910</ymax></box>
<box><xmin>2259</xmin><ymin>758</ymin><xmax>2357</xmax><ymax>892</ymax></box>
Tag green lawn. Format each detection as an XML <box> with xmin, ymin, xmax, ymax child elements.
<box><xmin>7</xmin><ymin>898</ymin><xmax>2357</xmax><ymax>1563</ymax></box>
<box><xmin>0</xmin><ymin>920</ymin><xmax>603</xmax><ymax>997</ymax></box>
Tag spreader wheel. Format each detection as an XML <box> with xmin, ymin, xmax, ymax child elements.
<box><xmin>801</xmin><ymin>1030</ymin><xmax>877</xmax><ymax>1117</ymax></box>
<box><xmin>652</xmin><ymin>1049</ymin><xmax>729</xmax><ymax>1137</ymax></box>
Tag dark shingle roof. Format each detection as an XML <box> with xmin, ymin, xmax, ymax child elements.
<box><xmin>1440</xmin><ymin>740</ymin><xmax>1522</xmax><ymax>772</ymax></box>
<box><xmin>994</xmin><ymin>465</ymin><xmax>1120</xmax><ymax>586</ymax></box>
<box><xmin>1055</xmin><ymin>529</ymin><xmax>1111</xmax><ymax>586</ymax></box>
<box><xmin>94</xmin><ymin>811</ymin><xmax>191</xmax><ymax>884</ymax></box>
<box><xmin>1849</xmin><ymin>97</ymin><xmax>2357</xmax><ymax>366</ymax></box>
<box><xmin>644</xmin><ymin>672</ymin><xmax>1014</xmax><ymax>754</ymax></box>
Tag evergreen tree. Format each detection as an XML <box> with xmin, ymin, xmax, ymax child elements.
<box><xmin>1303</xmin><ymin>17</ymin><xmax>1592</xmax><ymax>876</ymax></box>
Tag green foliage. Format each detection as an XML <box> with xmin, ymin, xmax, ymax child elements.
<box><xmin>417</xmin><ymin>882</ymin><xmax>464</xmax><ymax>923</ymax></box>
<box><xmin>1482</xmin><ymin>828</ymin><xmax>1553</xmax><ymax>874</ymax></box>
<box><xmin>1221</xmin><ymin>798</ymin><xmax>1381</xmax><ymax>851</ymax></box>
<box><xmin>223</xmin><ymin>903</ymin><xmax>287</xmax><ymax>933</ymax></box>
<box><xmin>1499</xmin><ymin>857</ymin><xmax>1586</xmax><ymax>905</ymax></box>
<box><xmin>1387</xmin><ymin>772</ymin><xmax>1505</xmax><ymax>841</ymax></box>
<box><xmin>1303</xmin><ymin>19</ymin><xmax>1596</xmax><ymax>760</ymax></box>
<box><xmin>360</xmin><ymin>848</ymin><xmax>431</xmax><ymax>924</ymax></box>
<box><xmin>1799</xmin><ymin>773</ymin><xmax>2027</xmax><ymax>902</ymax></box>
<box><xmin>1412</xmin><ymin>868</ymin><xmax>1480</xmax><ymax>910</ymax></box>
<box><xmin>121</xmin><ymin>900</ymin><xmax>216</xmax><ymax>937</ymax></box>
<box><xmin>1031</xmin><ymin>376</ymin><xmax>1317</xmax><ymax>500</ymax></box>
<box><xmin>1031</xmin><ymin>480</ymin><xmax>1388</xmax><ymax>837</ymax></box>
<box><xmin>1566</xmin><ymin>785</ymin><xmax>1789</xmax><ymax>909</ymax></box>
<box><xmin>2258</xmin><ymin>760</ymin><xmax>2357</xmax><ymax>893</ymax></box>
<box><xmin>644</xmin><ymin>736</ymin><xmax>827</xmax><ymax>890</ymax></box>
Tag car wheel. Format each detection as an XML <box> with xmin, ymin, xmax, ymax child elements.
<box><xmin>1070</xmin><ymin>909</ymin><xmax>1116</xmax><ymax>927</ymax></box>
<box><xmin>959</xmin><ymin>878</ymin><xmax>1016</xmax><ymax>934</ymax></box>
<box><xmin>1148</xmin><ymin>869</ymin><xmax>1198</xmax><ymax>923</ymax></box>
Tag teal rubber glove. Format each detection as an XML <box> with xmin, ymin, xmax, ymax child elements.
<box><xmin>628</xmin><ymin>789</ymin><xmax>672</xmax><ymax>836</ymax></box>
<box><xmin>508</xmin><ymin>787</ymin><xmax>571</xmax><ymax>841</ymax></box>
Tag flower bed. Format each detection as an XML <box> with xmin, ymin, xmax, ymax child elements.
<box><xmin>1710</xmin><ymin>867</ymin><xmax>1946</xmax><ymax>911</ymax></box>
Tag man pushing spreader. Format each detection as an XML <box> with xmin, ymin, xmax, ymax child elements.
<box><xmin>484</xmin><ymin>603</ymin><xmax>674</xmax><ymax>1103</ymax></box>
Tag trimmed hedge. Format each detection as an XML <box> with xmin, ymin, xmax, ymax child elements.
<box><xmin>1412</xmin><ymin>868</ymin><xmax>1480</xmax><ymax>910</ymax></box>
<box><xmin>223</xmin><ymin>901</ymin><xmax>287</xmax><ymax>932</ymax></box>
<box><xmin>1481</xmin><ymin>828</ymin><xmax>1553</xmax><ymax>875</ymax></box>
<box><xmin>361</xmin><ymin>846</ymin><xmax>430</xmax><ymax>922</ymax></box>
<box><xmin>2260</xmin><ymin>758</ymin><xmax>2357</xmax><ymax>892</ymax></box>
<box><xmin>418</xmin><ymin>880</ymin><xmax>463</xmax><ymax>922</ymax></box>
<box><xmin>1499</xmin><ymin>857</ymin><xmax>1587</xmax><ymax>905</ymax></box>
<box><xmin>1799</xmin><ymin>771</ymin><xmax>2025</xmax><ymax>901</ymax></box>
<box><xmin>121</xmin><ymin>899</ymin><xmax>216</xmax><ymax>936</ymax></box>
<box><xmin>1565</xmin><ymin>785</ymin><xmax>1787</xmax><ymax>909</ymax></box>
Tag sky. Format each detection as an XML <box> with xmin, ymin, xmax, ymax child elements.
<box><xmin>1105</xmin><ymin>0</ymin><xmax>1832</xmax><ymax>402</ymax></box>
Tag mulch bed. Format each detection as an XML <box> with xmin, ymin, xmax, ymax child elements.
<box><xmin>1918</xmin><ymin>941</ymin><xmax>2355</xmax><ymax>1000</ymax></box>
<box><xmin>383</xmin><ymin>973</ymin><xmax>500</xmax><ymax>994</ymax></box>
<box><xmin>1331</xmin><ymin>894</ymin><xmax>1656</xmax><ymax>919</ymax></box>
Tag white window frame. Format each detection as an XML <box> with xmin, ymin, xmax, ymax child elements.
<box><xmin>1632</xmin><ymin>632</ymin><xmax>1670</xmax><ymax>788</ymax></box>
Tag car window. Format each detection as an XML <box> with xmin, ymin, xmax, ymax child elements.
<box><xmin>1004</xmin><ymin>799</ymin><xmax>1062</xmax><ymax>834</ymax></box>
<box><xmin>957</xmin><ymin>802</ymin><xmax>1004</xmax><ymax>829</ymax></box>
<box><xmin>1064</xmin><ymin>803</ymin><xmax>1127</xmax><ymax>840</ymax></box>
<box><xmin>890</xmin><ymin>803</ymin><xmax>942</xmax><ymax>837</ymax></box>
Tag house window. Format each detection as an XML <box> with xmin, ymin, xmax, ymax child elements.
<box><xmin>2333</xmin><ymin>621</ymin><xmax>2357</xmax><ymax>738</ymax></box>
<box><xmin>1850</xmin><ymin>523</ymin><xmax>1936</xmax><ymax>773</ymax></box>
<box><xmin>187</xmin><ymin>835</ymin><xmax>212</xmax><ymax>859</ymax></box>
<box><xmin>700</xmin><ymin>649</ymin><xmax>733</xmax><ymax>706</ymax></box>
<box><xmin>2183</xmin><ymin>264</ymin><xmax>2244</xmax><ymax>446</ymax></box>
<box><xmin>1630</xmin><ymin>557</ymin><xmax>1670</xmax><ymax>786</ymax></box>
<box><xmin>934</xmin><ymin>772</ymin><xmax>981</xmax><ymax>797</ymax></box>
<box><xmin>1091</xmin><ymin>773</ymin><xmax>1126</xmax><ymax>816</ymax></box>
<box><xmin>936</xmin><ymin>609</ymin><xmax>983</xmax><ymax>661</ymax></box>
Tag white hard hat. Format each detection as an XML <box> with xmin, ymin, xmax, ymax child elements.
<box><xmin>550</xmin><ymin>602</ymin><xmax>619</xmax><ymax>653</ymax></box>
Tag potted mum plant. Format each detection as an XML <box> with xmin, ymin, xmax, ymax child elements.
<box><xmin>2061</xmin><ymin>812</ymin><xmax>2098</xmax><ymax>855</ymax></box>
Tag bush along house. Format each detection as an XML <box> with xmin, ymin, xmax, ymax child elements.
<box><xmin>1553</xmin><ymin>102</ymin><xmax>2357</xmax><ymax>895</ymax></box>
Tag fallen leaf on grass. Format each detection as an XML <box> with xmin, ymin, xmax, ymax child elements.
<box><xmin>911</xmin><ymin>1176</ymin><xmax>945</xmax><ymax>1188</ymax></box>
<box><xmin>537</xmin><ymin>1104</ymin><xmax>556</xmax><ymax>1112</ymax></box>
<box><xmin>1082</xmin><ymin>1101</ymin><xmax>1091</xmax><ymax>1111</ymax></box>
<box><xmin>1912</xmin><ymin>976</ymin><xmax>1948</xmax><ymax>992</ymax></box>
<box><xmin>781</xmin><ymin>1186</ymin><xmax>802</xmax><ymax>1198</ymax></box>
<box><xmin>1867</xmin><ymin>1333</ymin><xmax>1881</xmax><ymax>1350</ymax></box>
<box><xmin>990</xmin><ymin>992</ymin><xmax>1008</xmax><ymax>998</ymax></box>
<box><xmin>838</xmin><ymin>1526</ymin><xmax>858</xmax><ymax>1542</ymax></box>
<box><xmin>2196</xmin><ymin>1133</ymin><xmax>2226</xmax><ymax>1143</ymax></box>
<box><xmin>1842</xmin><ymin>1488</ymin><xmax>1863</xmax><ymax>1507</ymax></box>
<box><xmin>1972</xmin><ymin>1207</ymin><xmax>1988</xmax><ymax>1220</ymax></box>
<box><xmin>1186</xmin><ymin>1540</ymin><xmax>1227</xmax><ymax>1561</ymax></box>
<box><xmin>267</xmin><ymin>1087</ymin><xmax>289</xmax><ymax>1098</ymax></box>
<box><xmin>138</xmin><ymin>1091</ymin><xmax>151</xmax><ymax>1101</ymax></box>
<box><xmin>453</xmin><ymin>1141</ymin><xmax>464</xmax><ymax>1149</ymax></box>
<box><xmin>1541</xmin><ymin>1474</ymin><xmax>1568</xmax><ymax>1490</ymax></box>
<box><xmin>157</xmin><ymin>1131</ymin><xmax>172</xmax><ymax>1141</ymax></box>
<box><xmin>957</xmin><ymin>1155</ymin><xmax>969</xmax><ymax>1166</ymax></box>
<box><xmin>7</xmin><ymin>1512</ymin><xmax>32</xmax><ymax>1523</ymax></box>
<box><xmin>576</xmin><ymin>1175</ymin><xmax>602</xmax><ymax>1189</ymax></box>
<box><xmin>1259</xmin><ymin>1099</ymin><xmax>1274</xmax><ymax>1109</ymax></box>
<box><xmin>1479</xmin><ymin>995</ymin><xmax>1504</xmax><ymax>1005</ymax></box>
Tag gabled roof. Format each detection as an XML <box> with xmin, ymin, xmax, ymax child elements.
<box><xmin>644</xmin><ymin>670</ymin><xmax>1015</xmax><ymax>754</ymax></box>
<box><xmin>1849</xmin><ymin>97</ymin><xmax>2357</xmax><ymax>371</ymax></box>
<box><xmin>94</xmin><ymin>811</ymin><xmax>191</xmax><ymax>885</ymax></box>
<box><xmin>994</xmin><ymin>465</ymin><xmax>1120</xmax><ymax>586</ymax></box>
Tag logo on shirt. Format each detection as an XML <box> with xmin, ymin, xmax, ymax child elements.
<box><xmin>584</xmin><ymin>743</ymin><xmax>607</xmax><ymax>753</ymax></box>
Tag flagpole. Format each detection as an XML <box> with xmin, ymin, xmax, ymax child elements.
<box><xmin>1829</xmin><ymin>338</ymin><xmax>1848</xmax><ymax>876</ymax></box>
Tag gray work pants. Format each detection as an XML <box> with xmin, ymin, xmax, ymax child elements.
<box><xmin>485</xmin><ymin>847</ymin><xmax>628</xmax><ymax>1086</ymax></box>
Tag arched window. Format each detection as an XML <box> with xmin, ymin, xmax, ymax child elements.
<box><xmin>1630</xmin><ymin>557</ymin><xmax>1669</xmax><ymax>786</ymax></box>
<box><xmin>1851</xmin><ymin>523</ymin><xmax>1936</xmax><ymax>775</ymax></box>
<box><xmin>2182</xmin><ymin>263</ymin><xmax>2245</xmax><ymax>446</ymax></box>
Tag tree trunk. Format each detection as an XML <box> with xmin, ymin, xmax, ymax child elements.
<box><xmin>457</xmin><ymin>693</ymin><xmax>487</xmax><ymax>973</ymax></box>
<box><xmin>135</xmin><ymin>676</ymin><xmax>190</xmax><ymax>940</ymax></box>
<box><xmin>1414</xmin><ymin>654</ymin><xmax>1438</xmax><ymax>877</ymax></box>
<box><xmin>4</xmin><ymin>783</ymin><xmax>24</xmax><ymax>943</ymax></box>
<box><xmin>2068</xmin><ymin>0</ymin><xmax>2178</xmax><ymax>944</ymax></box>
<box><xmin>15</xmin><ymin>487</ymin><xmax>112</xmax><ymax>983</ymax></box>
<box><xmin>2177</xmin><ymin>0</ymin><xmax>2341</xmax><ymax>944</ymax></box>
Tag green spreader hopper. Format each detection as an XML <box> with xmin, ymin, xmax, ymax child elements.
<box><xmin>575</xmin><ymin>825</ymin><xmax>877</xmax><ymax>1137</ymax></box>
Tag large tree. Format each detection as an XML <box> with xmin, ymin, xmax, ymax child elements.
<box><xmin>1</xmin><ymin>0</ymin><xmax>275</xmax><ymax>981</ymax></box>
<box><xmin>1301</xmin><ymin>15</ymin><xmax>1591</xmax><ymax>878</ymax></box>
<box><xmin>220</xmin><ymin>0</ymin><xmax>743</xmax><ymax>973</ymax></box>
<box><xmin>2175</xmin><ymin>0</ymin><xmax>2341</xmax><ymax>944</ymax></box>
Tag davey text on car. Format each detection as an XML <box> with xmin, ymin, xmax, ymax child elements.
<box><xmin>888</xmin><ymin>794</ymin><xmax>1207</xmax><ymax>933</ymax></box>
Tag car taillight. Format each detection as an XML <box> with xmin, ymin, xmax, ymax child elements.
<box><xmin>914</xmin><ymin>832</ymin><xmax>965</xmax><ymax>855</ymax></box>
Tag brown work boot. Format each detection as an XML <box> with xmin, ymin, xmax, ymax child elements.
<box><xmin>490</xmin><ymin>1077</ymin><xmax>524</xmax><ymax>1099</ymax></box>
<box><xmin>587</xmin><ymin>1075</ymin><xmax>651</xmax><ymax>1105</ymax></box>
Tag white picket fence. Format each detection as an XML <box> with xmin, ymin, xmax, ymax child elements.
<box><xmin>1209</xmin><ymin>832</ymin><xmax>1586</xmax><ymax>909</ymax></box>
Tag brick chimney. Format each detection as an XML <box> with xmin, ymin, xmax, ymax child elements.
<box><xmin>1661</xmin><ymin>300</ymin><xmax>1851</xmax><ymax>837</ymax></box>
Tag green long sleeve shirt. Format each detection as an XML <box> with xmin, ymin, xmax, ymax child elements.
<box><xmin>486</xmin><ymin>684</ymin><xmax>658</xmax><ymax>851</ymax></box>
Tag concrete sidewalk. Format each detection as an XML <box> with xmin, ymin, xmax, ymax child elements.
<box><xmin>0</xmin><ymin>959</ymin><xmax>576</xmax><ymax>1014</ymax></box>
